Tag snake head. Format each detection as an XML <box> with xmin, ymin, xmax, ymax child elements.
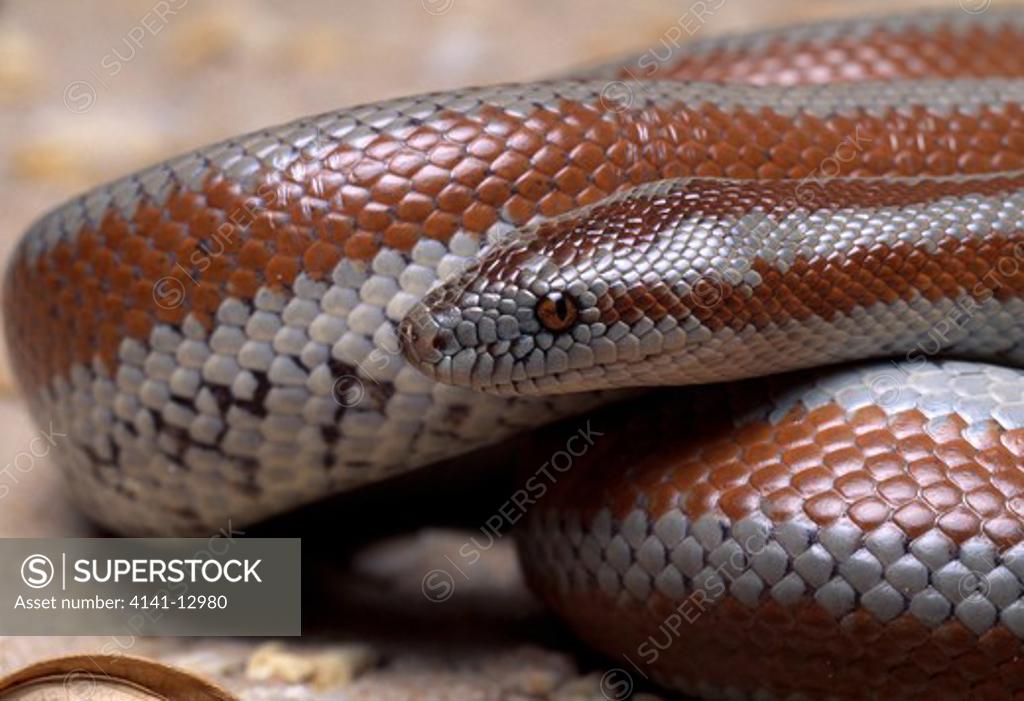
<box><xmin>399</xmin><ymin>180</ymin><xmax>734</xmax><ymax>395</ymax></box>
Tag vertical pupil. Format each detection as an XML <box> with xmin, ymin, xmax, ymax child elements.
<box><xmin>555</xmin><ymin>295</ymin><xmax>567</xmax><ymax>319</ymax></box>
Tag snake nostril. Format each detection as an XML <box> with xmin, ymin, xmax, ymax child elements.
<box><xmin>399</xmin><ymin>309</ymin><xmax>447</xmax><ymax>366</ymax></box>
<box><xmin>398</xmin><ymin>318</ymin><xmax>416</xmax><ymax>346</ymax></box>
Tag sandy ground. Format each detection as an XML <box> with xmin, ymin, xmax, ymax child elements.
<box><xmin>0</xmin><ymin>0</ymin><xmax>1020</xmax><ymax>698</ymax></box>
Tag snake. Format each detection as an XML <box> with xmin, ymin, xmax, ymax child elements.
<box><xmin>9</xmin><ymin>7</ymin><xmax>1024</xmax><ymax>699</ymax></box>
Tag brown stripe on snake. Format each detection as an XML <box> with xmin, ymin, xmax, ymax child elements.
<box><xmin>9</xmin><ymin>100</ymin><xmax>1024</xmax><ymax>392</ymax></box>
<box><xmin>642</xmin><ymin>16</ymin><xmax>1024</xmax><ymax>85</ymax></box>
<box><xmin>457</xmin><ymin>172</ymin><xmax>1024</xmax><ymax>279</ymax></box>
<box><xmin>533</xmin><ymin>389</ymin><xmax>1024</xmax><ymax>543</ymax></box>
<box><xmin>458</xmin><ymin>175</ymin><xmax>1024</xmax><ymax>331</ymax></box>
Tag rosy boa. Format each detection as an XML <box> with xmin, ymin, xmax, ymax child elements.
<box><xmin>8</xmin><ymin>9</ymin><xmax>1024</xmax><ymax>699</ymax></box>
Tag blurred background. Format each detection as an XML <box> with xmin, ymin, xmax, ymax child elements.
<box><xmin>0</xmin><ymin>0</ymin><xmax>1021</xmax><ymax>698</ymax></box>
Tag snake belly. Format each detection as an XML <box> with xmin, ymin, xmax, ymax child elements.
<box><xmin>8</xmin><ymin>8</ymin><xmax>1024</xmax><ymax>699</ymax></box>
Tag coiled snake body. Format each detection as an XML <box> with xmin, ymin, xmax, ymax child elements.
<box><xmin>10</xmin><ymin>9</ymin><xmax>1024</xmax><ymax>699</ymax></box>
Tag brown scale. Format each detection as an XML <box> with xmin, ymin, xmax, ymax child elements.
<box><xmin>519</xmin><ymin>386</ymin><xmax>1024</xmax><ymax>699</ymax></box>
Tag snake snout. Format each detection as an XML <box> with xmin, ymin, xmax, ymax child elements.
<box><xmin>399</xmin><ymin>302</ymin><xmax>460</xmax><ymax>370</ymax></box>
<box><xmin>398</xmin><ymin>307</ymin><xmax>441</xmax><ymax>367</ymax></box>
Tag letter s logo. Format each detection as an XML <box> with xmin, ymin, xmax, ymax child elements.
<box><xmin>21</xmin><ymin>554</ymin><xmax>54</xmax><ymax>589</ymax></box>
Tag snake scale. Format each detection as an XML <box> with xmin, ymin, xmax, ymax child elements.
<box><xmin>9</xmin><ymin>8</ymin><xmax>1024</xmax><ymax>699</ymax></box>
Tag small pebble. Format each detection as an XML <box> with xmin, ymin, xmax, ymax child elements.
<box><xmin>245</xmin><ymin>642</ymin><xmax>379</xmax><ymax>689</ymax></box>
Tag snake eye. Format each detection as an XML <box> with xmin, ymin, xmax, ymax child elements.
<box><xmin>536</xmin><ymin>292</ymin><xmax>579</xmax><ymax>332</ymax></box>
